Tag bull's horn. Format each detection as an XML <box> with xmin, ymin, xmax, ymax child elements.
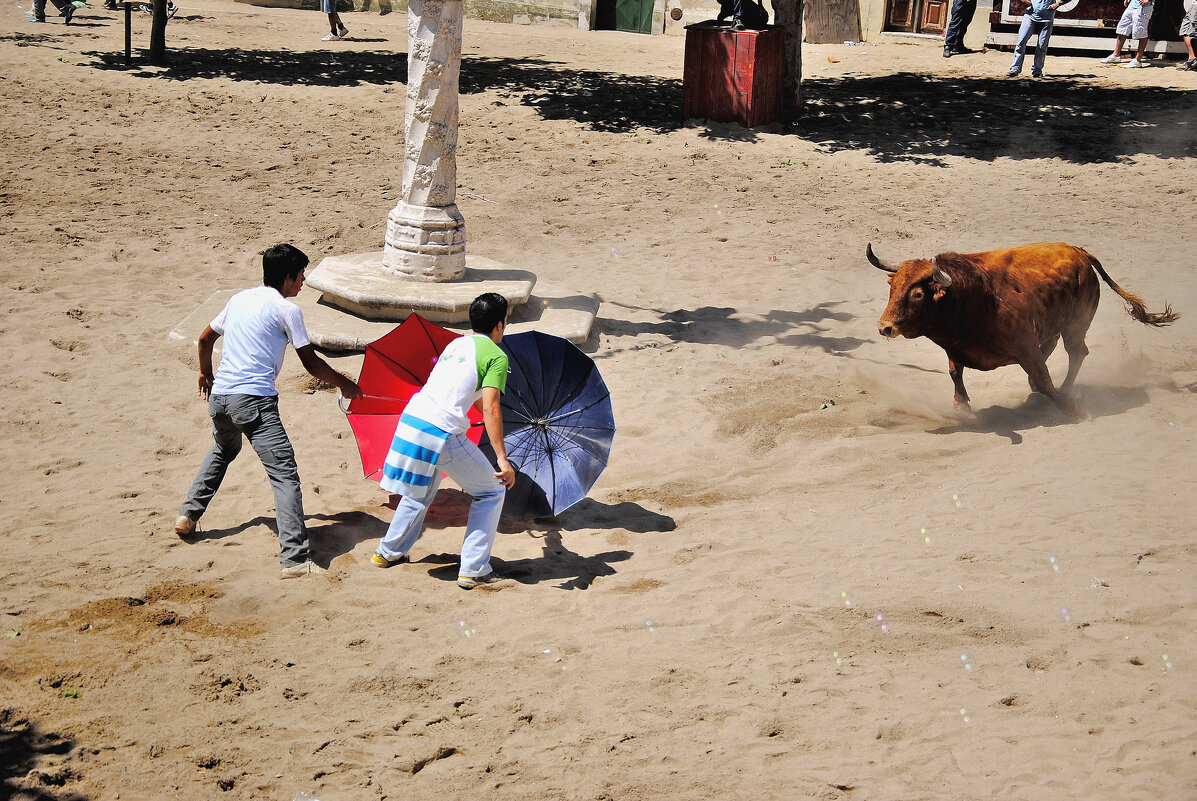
<box><xmin>931</xmin><ymin>258</ymin><xmax>953</xmax><ymax>287</ymax></box>
<box><xmin>866</xmin><ymin>243</ymin><xmax>898</xmax><ymax>273</ymax></box>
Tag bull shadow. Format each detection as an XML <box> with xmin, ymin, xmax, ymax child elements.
<box><xmin>930</xmin><ymin>383</ymin><xmax>1152</xmax><ymax>443</ymax></box>
<box><xmin>0</xmin><ymin>709</ymin><xmax>87</xmax><ymax>801</ymax></box>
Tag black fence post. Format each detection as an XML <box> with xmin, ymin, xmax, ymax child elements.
<box><xmin>124</xmin><ymin>1</ymin><xmax>131</xmax><ymax>64</ymax></box>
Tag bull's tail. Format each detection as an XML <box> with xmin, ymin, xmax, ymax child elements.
<box><xmin>1085</xmin><ymin>251</ymin><xmax>1180</xmax><ymax>327</ymax></box>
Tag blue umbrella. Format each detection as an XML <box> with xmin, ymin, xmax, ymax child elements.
<box><xmin>480</xmin><ymin>331</ymin><xmax>615</xmax><ymax>519</ymax></box>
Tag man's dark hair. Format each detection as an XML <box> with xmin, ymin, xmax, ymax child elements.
<box><xmin>262</xmin><ymin>244</ymin><xmax>309</xmax><ymax>290</ymax></box>
<box><xmin>470</xmin><ymin>292</ymin><xmax>508</xmax><ymax>334</ymax></box>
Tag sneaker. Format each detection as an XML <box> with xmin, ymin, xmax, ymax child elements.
<box><xmin>28</xmin><ymin>16</ymin><xmax>46</xmax><ymax>21</ymax></box>
<box><xmin>174</xmin><ymin>514</ymin><xmax>197</xmax><ymax>537</ymax></box>
<box><xmin>337</xmin><ymin>23</ymin><xmax>348</xmax><ymax>38</ymax></box>
<box><xmin>1100</xmin><ymin>54</ymin><xmax>1122</xmax><ymax>64</ymax></box>
<box><xmin>1031</xmin><ymin>71</ymin><xmax>1042</xmax><ymax>78</ymax></box>
<box><xmin>280</xmin><ymin>560</ymin><xmax>326</xmax><ymax>579</ymax></box>
<box><xmin>1006</xmin><ymin>69</ymin><xmax>1020</xmax><ymax>78</ymax></box>
<box><xmin>321</xmin><ymin>31</ymin><xmax>340</xmax><ymax>41</ymax></box>
<box><xmin>370</xmin><ymin>551</ymin><xmax>409</xmax><ymax>568</ymax></box>
<box><xmin>943</xmin><ymin>47</ymin><xmax>953</xmax><ymax>59</ymax></box>
<box><xmin>457</xmin><ymin>571</ymin><xmax>508</xmax><ymax>589</ymax></box>
<box><xmin>1124</xmin><ymin>59</ymin><xmax>1143</xmax><ymax>68</ymax></box>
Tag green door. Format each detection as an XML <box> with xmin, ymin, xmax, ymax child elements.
<box><xmin>614</xmin><ymin>0</ymin><xmax>653</xmax><ymax>33</ymax></box>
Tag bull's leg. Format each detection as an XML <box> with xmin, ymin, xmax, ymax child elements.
<box><xmin>1059</xmin><ymin>331</ymin><xmax>1089</xmax><ymax>393</ymax></box>
<box><xmin>1021</xmin><ymin>353</ymin><xmax>1086</xmax><ymax>419</ymax></box>
<box><xmin>1029</xmin><ymin>335</ymin><xmax>1061</xmax><ymax>394</ymax></box>
<box><xmin>947</xmin><ymin>358</ymin><xmax>970</xmax><ymax>406</ymax></box>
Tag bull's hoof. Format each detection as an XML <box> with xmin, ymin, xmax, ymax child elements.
<box><xmin>1059</xmin><ymin>399</ymin><xmax>1089</xmax><ymax>421</ymax></box>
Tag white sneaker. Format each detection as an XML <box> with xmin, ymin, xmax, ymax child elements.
<box><xmin>1100</xmin><ymin>54</ymin><xmax>1121</xmax><ymax>64</ymax></box>
<box><xmin>280</xmin><ymin>560</ymin><xmax>327</xmax><ymax>578</ymax></box>
<box><xmin>321</xmin><ymin>31</ymin><xmax>340</xmax><ymax>41</ymax></box>
<box><xmin>457</xmin><ymin>571</ymin><xmax>510</xmax><ymax>589</ymax></box>
<box><xmin>1124</xmin><ymin>59</ymin><xmax>1143</xmax><ymax>68</ymax></box>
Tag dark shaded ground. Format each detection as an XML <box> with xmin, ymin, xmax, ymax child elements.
<box><xmin>0</xmin><ymin>709</ymin><xmax>88</xmax><ymax>801</ymax></box>
<box><xmin>81</xmin><ymin>43</ymin><xmax>1197</xmax><ymax>161</ymax></box>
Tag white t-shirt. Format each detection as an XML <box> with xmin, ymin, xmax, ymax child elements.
<box><xmin>209</xmin><ymin>285</ymin><xmax>311</xmax><ymax>396</ymax></box>
<box><xmin>404</xmin><ymin>334</ymin><xmax>508</xmax><ymax>434</ymax></box>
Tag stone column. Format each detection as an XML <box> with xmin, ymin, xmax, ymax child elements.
<box><xmin>382</xmin><ymin>0</ymin><xmax>466</xmax><ymax>281</ymax></box>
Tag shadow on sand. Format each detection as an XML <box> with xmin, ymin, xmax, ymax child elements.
<box><xmin>82</xmin><ymin>45</ymin><xmax>1196</xmax><ymax>159</ymax></box>
<box><xmin>0</xmin><ymin>709</ymin><xmax>87</xmax><ymax>801</ymax></box>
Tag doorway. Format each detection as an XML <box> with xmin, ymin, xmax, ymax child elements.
<box><xmin>886</xmin><ymin>0</ymin><xmax>950</xmax><ymax>33</ymax></box>
<box><xmin>594</xmin><ymin>0</ymin><xmax>654</xmax><ymax>33</ymax></box>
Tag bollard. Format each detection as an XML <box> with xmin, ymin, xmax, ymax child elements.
<box><xmin>124</xmin><ymin>1</ymin><xmax>131</xmax><ymax>64</ymax></box>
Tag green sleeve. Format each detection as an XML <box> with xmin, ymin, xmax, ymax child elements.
<box><xmin>474</xmin><ymin>337</ymin><xmax>509</xmax><ymax>393</ymax></box>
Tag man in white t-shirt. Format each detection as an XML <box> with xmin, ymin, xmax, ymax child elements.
<box><xmin>174</xmin><ymin>244</ymin><xmax>361</xmax><ymax>579</ymax></box>
<box><xmin>370</xmin><ymin>293</ymin><xmax>516</xmax><ymax>589</ymax></box>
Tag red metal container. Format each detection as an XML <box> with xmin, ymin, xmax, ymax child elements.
<box><xmin>682</xmin><ymin>22</ymin><xmax>785</xmax><ymax>128</ymax></box>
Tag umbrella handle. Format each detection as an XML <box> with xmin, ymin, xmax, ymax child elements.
<box><xmin>337</xmin><ymin>393</ymin><xmax>349</xmax><ymax>415</ymax></box>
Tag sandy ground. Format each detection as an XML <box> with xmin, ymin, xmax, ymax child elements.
<box><xmin>2</xmin><ymin>3</ymin><xmax>1197</xmax><ymax>799</ymax></box>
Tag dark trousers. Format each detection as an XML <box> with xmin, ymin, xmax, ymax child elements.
<box><xmin>944</xmin><ymin>0</ymin><xmax>977</xmax><ymax>51</ymax></box>
<box><xmin>179</xmin><ymin>394</ymin><xmax>309</xmax><ymax>567</ymax></box>
<box><xmin>31</xmin><ymin>0</ymin><xmax>70</xmax><ymax>19</ymax></box>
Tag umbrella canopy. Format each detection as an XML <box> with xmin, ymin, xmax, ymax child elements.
<box><xmin>344</xmin><ymin>314</ymin><xmax>482</xmax><ymax>481</ymax></box>
<box><xmin>482</xmin><ymin>330</ymin><xmax>615</xmax><ymax>519</ymax></box>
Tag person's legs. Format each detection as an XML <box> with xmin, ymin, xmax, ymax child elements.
<box><xmin>943</xmin><ymin>0</ymin><xmax>977</xmax><ymax>53</ymax></box>
<box><xmin>1009</xmin><ymin>16</ymin><xmax>1035</xmax><ymax>73</ymax></box>
<box><xmin>179</xmin><ymin>395</ymin><xmax>244</xmax><ymax>522</ymax></box>
<box><xmin>438</xmin><ymin>434</ymin><xmax>506</xmax><ymax>578</ymax></box>
<box><xmin>1032</xmin><ymin>20</ymin><xmax>1053</xmax><ymax>75</ymax></box>
<box><xmin>30</xmin><ymin>0</ymin><xmax>47</xmax><ymax>20</ymax></box>
<box><xmin>241</xmin><ymin>396</ymin><xmax>309</xmax><ymax>567</ymax></box>
<box><xmin>1124</xmin><ymin>2</ymin><xmax>1152</xmax><ymax>63</ymax></box>
<box><xmin>376</xmin><ymin>469</ymin><xmax>441</xmax><ymax>561</ymax></box>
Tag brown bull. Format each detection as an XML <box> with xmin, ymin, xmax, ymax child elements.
<box><xmin>868</xmin><ymin>242</ymin><xmax>1178</xmax><ymax>417</ymax></box>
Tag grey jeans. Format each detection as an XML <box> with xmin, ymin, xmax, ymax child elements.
<box><xmin>31</xmin><ymin>0</ymin><xmax>71</xmax><ymax>19</ymax></box>
<box><xmin>180</xmin><ymin>394</ymin><xmax>309</xmax><ymax>567</ymax></box>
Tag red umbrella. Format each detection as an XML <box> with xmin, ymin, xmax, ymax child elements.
<box><xmin>343</xmin><ymin>314</ymin><xmax>483</xmax><ymax>481</ymax></box>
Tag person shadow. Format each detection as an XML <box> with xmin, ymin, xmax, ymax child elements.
<box><xmin>182</xmin><ymin>491</ymin><xmax>673</xmax><ymax>584</ymax></box>
<box><xmin>401</xmin><ymin>489</ymin><xmax>674</xmax><ymax>589</ymax></box>
<box><xmin>182</xmin><ymin>509</ymin><xmax>388</xmax><ymax>568</ymax></box>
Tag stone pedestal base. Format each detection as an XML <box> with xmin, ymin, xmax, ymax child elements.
<box><xmin>307</xmin><ymin>251</ymin><xmax>535</xmax><ymax>323</ymax></box>
<box><xmin>382</xmin><ymin>202</ymin><xmax>467</xmax><ymax>280</ymax></box>
<box><xmin>296</xmin><ymin>250</ymin><xmax>600</xmax><ymax>352</ymax></box>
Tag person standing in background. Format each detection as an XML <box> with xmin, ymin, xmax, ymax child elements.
<box><xmin>1100</xmin><ymin>0</ymin><xmax>1155</xmax><ymax>68</ymax></box>
<box><xmin>1007</xmin><ymin>0</ymin><xmax>1065</xmax><ymax>78</ymax></box>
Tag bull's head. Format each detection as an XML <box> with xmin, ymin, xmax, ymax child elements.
<box><xmin>869</xmin><ymin>244</ymin><xmax>953</xmax><ymax>339</ymax></box>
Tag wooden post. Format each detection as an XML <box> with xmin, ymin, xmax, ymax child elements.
<box><xmin>771</xmin><ymin>0</ymin><xmax>803</xmax><ymax>111</ymax></box>
<box><xmin>124</xmin><ymin>2</ymin><xmax>131</xmax><ymax>64</ymax></box>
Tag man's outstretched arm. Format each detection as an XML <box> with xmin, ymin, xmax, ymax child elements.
<box><xmin>296</xmin><ymin>344</ymin><xmax>361</xmax><ymax>400</ymax></box>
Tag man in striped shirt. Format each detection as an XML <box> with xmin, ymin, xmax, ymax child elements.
<box><xmin>371</xmin><ymin>293</ymin><xmax>516</xmax><ymax>589</ymax></box>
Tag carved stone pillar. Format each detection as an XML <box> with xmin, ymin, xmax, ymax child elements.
<box><xmin>382</xmin><ymin>0</ymin><xmax>466</xmax><ymax>281</ymax></box>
